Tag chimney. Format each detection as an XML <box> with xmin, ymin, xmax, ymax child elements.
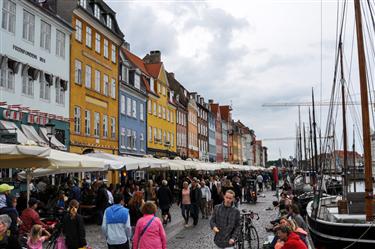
<box><xmin>124</xmin><ymin>41</ymin><xmax>130</xmax><ymax>51</ymax></box>
<box><xmin>169</xmin><ymin>72</ymin><xmax>175</xmax><ymax>79</ymax></box>
<box><xmin>145</xmin><ymin>50</ymin><xmax>161</xmax><ymax>63</ymax></box>
<box><xmin>196</xmin><ymin>94</ymin><xmax>200</xmax><ymax>102</ymax></box>
<box><xmin>208</xmin><ymin>99</ymin><xmax>214</xmax><ymax>104</ymax></box>
<box><xmin>200</xmin><ymin>97</ymin><xmax>204</xmax><ymax>105</ymax></box>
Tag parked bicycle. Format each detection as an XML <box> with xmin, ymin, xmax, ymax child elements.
<box><xmin>235</xmin><ymin>209</ymin><xmax>260</xmax><ymax>249</ymax></box>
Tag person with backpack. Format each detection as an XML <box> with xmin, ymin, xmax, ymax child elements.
<box><xmin>132</xmin><ymin>202</ymin><xmax>166</xmax><ymax>249</ymax></box>
<box><xmin>102</xmin><ymin>194</ymin><xmax>131</xmax><ymax>249</ymax></box>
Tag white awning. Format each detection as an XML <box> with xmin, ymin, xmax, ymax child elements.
<box><xmin>39</xmin><ymin>127</ymin><xmax>66</xmax><ymax>150</ymax></box>
<box><xmin>21</xmin><ymin>124</ymin><xmax>48</xmax><ymax>146</ymax></box>
<box><xmin>0</xmin><ymin>120</ymin><xmax>28</xmax><ymax>144</ymax></box>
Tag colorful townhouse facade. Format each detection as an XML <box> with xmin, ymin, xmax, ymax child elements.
<box><xmin>187</xmin><ymin>95</ymin><xmax>199</xmax><ymax>159</ymax></box>
<box><xmin>220</xmin><ymin>105</ymin><xmax>232</xmax><ymax>162</ymax></box>
<box><xmin>168</xmin><ymin>72</ymin><xmax>188</xmax><ymax>159</ymax></box>
<box><xmin>210</xmin><ymin>102</ymin><xmax>223</xmax><ymax>162</ymax></box>
<box><xmin>208</xmin><ymin>106</ymin><xmax>216</xmax><ymax>162</ymax></box>
<box><xmin>0</xmin><ymin>0</ymin><xmax>72</xmax><ymax>150</ymax></box>
<box><xmin>231</xmin><ymin>120</ymin><xmax>243</xmax><ymax>164</ymax></box>
<box><xmin>143</xmin><ymin>51</ymin><xmax>177</xmax><ymax>158</ymax></box>
<box><xmin>119</xmin><ymin>47</ymin><xmax>147</xmax><ymax>156</ymax></box>
<box><xmin>191</xmin><ymin>93</ymin><xmax>209</xmax><ymax>161</ymax></box>
<box><xmin>55</xmin><ymin>0</ymin><xmax>123</xmax><ymax>155</ymax></box>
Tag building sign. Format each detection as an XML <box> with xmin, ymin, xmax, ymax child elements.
<box><xmin>13</xmin><ymin>45</ymin><xmax>46</xmax><ymax>63</ymax></box>
<box><xmin>27</xmin><ymin>114</ymin><xmax>49</xmax><ymax>125</ymax></box>
<box><xmin>3</xmin><ymin>109</ymin><xmax>23</xmax><ymax>121</ymax></box>
<box><xmin>3</xmin><ymin>109</ymin><xmax>49</xmax><ymax>125</ymax></box>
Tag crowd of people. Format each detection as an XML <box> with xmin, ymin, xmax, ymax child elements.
<box><xmin>0</xmin><ymin>170</ymin><xmax>278</xmax><ymax>249</ymax></box>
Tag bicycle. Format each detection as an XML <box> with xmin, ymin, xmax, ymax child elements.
<box><xmin>235</xmin><ymin>209</ymin><xmax>260</xmax><ymax>249</ymax></box>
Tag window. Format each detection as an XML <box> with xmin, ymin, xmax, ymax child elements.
<box><xmin>162</xmin><ymin>107</ymin><xmax>166</xmax><ymax>120</ymax></box>
<box><xmin>94</xmin><ymin>112</ymin><xmax>100</xmax><ymax>137</ymax></box>
<box><xmin>79</xmin><ymin>0</ymin><xmax>87</xmax><ymax>8</ymax></box>
<box><xmin>148</xmin><ymin>100</ymin><xmax>151</xmax><ymax>114</ymax></box>
<box><xmin>106</xmin><ymin>15</ymin><xmax>112</xmax><ymax>29</ymax></box>
<box><xmin>153</xmin><ymin>102</ymin><xmax>157</xmax><ymax>116</ymax></box>
<box><xmin>157</xmin><ymin>83</ymin><xmax>160</xmax><ymax>93</ymax></box>
<box><xmin>126</xmin><ymin>129</ymin><xmax>131</xmax><ymax>149</ymax></box>
<box><xmin>153</xmin><ymin>128</ymin><xmax>157</xmax><ymax>141</ymax></box>
<box><xmin>94</xmin><ymin>4</ymin><xmax>100</xmax><ymax>19</ymax></box>
<box><xmin>40</xmin><ymin>21</ymin><xmax>51</xmax><ymax>51</ymax></box>
<box><xmin>39</xmin><ymin>77</ymin><xmax>50</xmax><ymax>100</ymax></box>
<box><xmin>110</xmin><ymin>117</ymin><xmax>115</xmax><ymax>139</ymax></box>
<box><xmin>75</xmin><ymin>19</ymin><xmax>82</xmax><ymax>41</ymax></box>
<box><xmin>95</xmin><ymin>33</ymin><xmax>101</xmax><ymax>53</ymax></box>
<box><xmin>103</xmin><ymin>74</ymin><xmax>108</xmax><ymax>96</ymax></box>
<box><xmin>2</xmin><ymin>0</ymin><xmax>16</xmax><ymax>33</ymax></box>
<box><xmin>86</xmin><ymin>26</ymin><xmax>92</xmax><ymax>48</ymax></box>
<box><xmin>171</xmin><ymin>111</ymin><xmax>174</xmax><ymax>123</ymax></box>
<box><xmin>126</xmin><ymin>97</ymin><xmax>131</xmax><ymax>116</ymax></box>
<box><xmin>132</xmin><ymin>100</ymin><xmax>137</xmax><ymax>118</ymax></box>
<box><xmin>140</xmin><ymin>133</ymin><xmax>144</xmax><ymax>151</ymax></box>
<box><xmin>56</xmin><ymin>30</ymin><xmax>65</xmax><ymax>58</ymax></box>
<box><xmin>150</xmin><ymin>78</ymin><xmax>154</xmax><ymax>92</ymax></box>
<box><xmin>75</xmin><ymin>60</ymin><xmax>82</xmax><ymax>84</ymax></box>
<box><xmin>111</xmin><ymin>44</ymin><xmax>116</xmax><ymax>63</ymax></box>
<box><xmin>94</xmin><ymin>70</ymin><xmax>100</xmax><ymax>92</ymax></box>
<box><xmin>104</xmin><ymin>39</ymin><xmax>108</xmax><ymax>58</ymax></box>
<box><xmin>120</xmin><ymin>128</ymin><xmax>125</xmax><ymax>148</ymax></box>
<box><xmin>166</xmin><ymin>109</ymin><xmax>170</xmax><ymax>122</ymax></box>
<box><xmin>163</xmin><ymin>131</ymin><xmax>166</xmax><ymax>144</ymax></box>
<box><xmin>158</xmin><ymin>105</ymin><xmax>161</xmax><ymax>118</ymax></box>
<box><xmin>103</xmin><ymin>115</ymin><xmax>108</xmax><ymax>137</ymax></box>
<box><xmin>85</xmin><ymin>65</ymin><xmax>91</xmax><ymax>88</ymax></box>
<box><xmin>74</xmin><ymin>106</ymin><xmax>81</xmax><ymax>134</ymax></box>
<box><xmin>23</xmin><ymin>10</ymin><xmax>34</xmax><ymax>42</ymax></box>
<box><xmin>140</xmin><ymin>103</ymin><xmax>144</xmax><ymax>121</ymax></box>
<box><xmin>84</xmin><ymin>110</ymin><xmax>90</xmax><ymax>135</ymax></box>
<box><xmin>162</xmin><ymin>86</ymin><xmax>166</xmax><ymax>96</ymax></box>
<box><xmin>134</xmin><ymin>74</ymin><xmax>140</xmax><ymax>89</ymax></box>
<box><xmin>56</xmin><ymin>83</ymin><xmax>65</xmax><ymax>105</ymax></box>
<box><xmin>111</xmin><ymin>78</ymin><xmax>116</xmax><ymax>99</ymax></box>
<box><xmin>132</xmin><ymin>131</ymin><xmax>137</xmax><ymax>150</ymax></box>
<box><xmin>148</xmin><ymin>126</ymin><xmax>152</xmax><ymax>142</ymax></box>
<box><xmin>0</xmin><ymin>68</ymin><xmax>14</xmax><ymax>91</ymax></box>
<box><xmin>120</xmin><ymin>95</ymin><xmax>125</xmax><ymax>114</ymax></box>
<box><xmin>22</xmin><ymin>76</ymin><xmax>34</xmax><ymax>96</ymax></box>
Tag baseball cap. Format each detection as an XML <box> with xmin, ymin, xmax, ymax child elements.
<box><xmin>28</xmin><ymin>197</ymin><xmax>40</xmax><ymax>207</ymax></box>
<box><xmin>0</xmin><ymin>184</ymin><xmax>14</xmax><ymax>193</ymax></box>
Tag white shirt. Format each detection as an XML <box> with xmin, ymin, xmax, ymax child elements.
<box><xmin>201</xmin><ymin>186</ymin><xmax>211</xmax><ymax>201</ymax></box>
<box><xmin>106</xmin><ymin>189</ymin><xmax>114</xmax><ymax>204</ymax></box>
<box><xmin>257</xmin><ymin>175</ymin><xmax>264</xmax><ymax>183</ymax></box>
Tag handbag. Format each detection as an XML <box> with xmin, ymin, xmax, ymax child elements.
<box><xmin>137</xmin><ymin>216</ymin><xmax>156</xmax><ymax>249</ymax></box>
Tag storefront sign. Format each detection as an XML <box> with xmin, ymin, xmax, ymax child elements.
<box><xmin>27</xmin><ymin>114</ymin><xmax>49</xmax><ymax>125</ymax></box>
<box><xmin>3</xmin><ymin>109</ymin><xmax>23</xmax><ymax>121</ymax></box>
<box><xmin>12</xmin><ymin>45</ymin><xmax>46</xmax><ymax>63</ymax></box>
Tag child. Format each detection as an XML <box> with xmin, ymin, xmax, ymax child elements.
<box><xmin>27</xmin><ymin>224</ymin><xmax>51</xmax><ymax>249</ymax></box>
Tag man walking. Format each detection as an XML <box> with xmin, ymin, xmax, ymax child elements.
<box><xmin>256</xmin><ymin>173</ymin><xmax>264</xmax><ymax>192</ymax></box>
<box><xmin>102</xmin><ymin>194</ymin><xmax>132</xmax><ymax>249</ymax></box>
<box><xmin>210</xmin><ymin>190</ymin><xmax>240</xmax><ymax>249</ymax></box>
<box><xmin>190</xmin><ymin>179</ymin><xmax>202</xmax><ymax>226</ymax></box>
<box><xmin>200</xmin><ymin>181</ymin><xmax>211</xmax><ymax>219</ymax></box>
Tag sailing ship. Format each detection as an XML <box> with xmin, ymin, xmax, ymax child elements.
<box><xmin>306</xmin><ymin>0</ymin><xmax>375</xmax><ymax>248</ymax></box>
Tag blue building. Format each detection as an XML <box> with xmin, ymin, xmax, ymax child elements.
<box><xmin>118</xmin><ymin>46</ymin><xmax>147</xmax><ymax>156</ymax></box>
<box><xmin>208</xmin><ymin>104</ymin><xmax>216</xmax><ymax>162</ymax></box>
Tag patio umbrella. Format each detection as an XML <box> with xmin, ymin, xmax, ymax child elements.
<box><xmin>131</xmin><ymin>156</ymin><xmax>169</xmax><ymax>169</ymax></box>
<box><xmin>85</xmin><ymin>152</ymin><xmax>150</xmax><ymax>170</ymax></box>
<box><xmin>0</xmin><ymin>143</ymin><xmax>51</xmax><ymax>168</ymax></box>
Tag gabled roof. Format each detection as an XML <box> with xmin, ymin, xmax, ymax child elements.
<box><xmin>123</xmin><ymin>49</ymin><xmax>149</xmax><ymax>76</ymax></box>
<box><xmin>220</xmin><ymin>105</ymin><xmax>231</xmax><ymax>121</ymax></box>
<box><xmin>167</xmin><ymin>72</ymin><xmax>189</xmax><ymax>107</ymax></box>
<box><xmin>145</xmin><ymin>63</ymin><xmax>162</xmax><ymax>79</ymax></box>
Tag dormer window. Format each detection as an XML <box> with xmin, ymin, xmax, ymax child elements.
<box><xmin>150</xmin><ymin>78</ymin><xmax>154</xmax><ymax>92</ymax></box>
<box><xmin>94</xmin><ymin>4</ymin><xmax>100</xmax><ymax>19</ymax></box>
<box><xmin>107</xmin><ymin>15</ymin><xmax>112</xmax><ymax>29</ymax></box>
<box><xmin>134</xmin><ymin>74</ymin><xmax>140</xmax><ymax>90</ymax></box>
<box><xmin>79</xmin><ymin>0</ymin><xmax>87</xmax><ymax>9</ymax></box>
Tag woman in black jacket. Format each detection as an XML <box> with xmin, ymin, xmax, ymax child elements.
<box><xmin>62</xmin><ymin>199</ymin><xmax>87</xmax><ymax>249</ymax></box>
<box><xmin>157</xmin><ymin>180</ymin><xmax>173</xmax><ymax>224</ymax></box>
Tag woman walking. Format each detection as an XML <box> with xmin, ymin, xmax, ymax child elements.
<box><xmin>132</xmin><ymin>202</ymin><xmax>166</xmax><ymax>249</ymax></box>
<box><xmin>128</xmin><ymin>191</ymin><xmax>145</xmax><ymax>234</ymax></box>
<box><xmin>62</xmin><ymin>199</ymin><xmax>87</xmax><ymax>249</ymax></box>
<box><xmin>157</xmin><ymin>180</ymin><xmax>173</xmax><ymax>225</ymax></box>
<box><xmin>178</xmin><ymin>182</ymin><xmax>191</xmax><ymax>227</ymax></box>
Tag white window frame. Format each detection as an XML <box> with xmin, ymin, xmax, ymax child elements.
<box><xmin>110</xmin><ymin>117</ymin><xmax>115</xmax><ymax>139</ymax></box>
<box><xmin>86</xmin><ymin>26</ymin><xmax>92</xmax><ymax>48</ymax></box>
<box><xmin>126</xmin><ymin>129</ymin><xmax>132</xmax><ymax>149</ymax></box>
<box><xmin>94</xmin><ymin>70</ymin><xmax>100</xmax><ymax>92</ymax></box>
<box><xmin>94</xmin><ymin>4</ymin><xmax>100</xmax><ymax>19</ymax></box>
<box><xmin>104</xmin><ymin>39</ymin><xmax>108</xmax><ymax>58</ymax></box>
<box><xmin>74</xmin><ymin>106</ymin><xmax>81</xmax><ymax>134</ymax></box>
<box><xmin>103</xmin><ymin>74</ymin><xmax>109</xmax><ymax>96</ymax></box>
<box><xmin>79</xmin><ymin>0</ymin><xmax>87</xmax><ymax>8</ymax></box>
<box><xmin>111</xmin><ymin>78</ymin><xmax>116</xmax><ymax>99</ymax></box>
<box><xmin>150</xmin><ymin>78</ymin><xmax>154</xmax><ymax>92</ymax></box>
<box><xmin>95</xmin><ymin>33</ymin><xmax>101</xmax><ymax>53</ymax></box>
<box><xmin>120</xmin><ymin>95</ymin><xmax>125</xmax><ymax>114</ymax></box>
<box><xmin>140</xmin><ymin>133</ymin><xmax>144</xmax><ymax>151</ymax></box>
<box><xmin>2</xmin><ymin>0</ymin><xmax>16</xmax><ymax>34</ymax></box>
<box><xmin>85</xmin><ymin>65</ymin><xmax>91</xmax><ymax>88</ymax></box>
<box><xmin>23</xmin><ymin>10</ymin><xmax>34</xmax><ymax>43</ymax></box>
<box><xmin>132</xmin><ymin>99</ymin><xmax>137</xmax><ymax>118</ymax></box>
<box><xmin>106</xmin><ymin>15</ymin><xmax>112</xmax><ymax>29</ymax></box>
<box><xmin>158</xmin><ymin>105</ymin><xmax>161</xmax><ymax>118</ymax></box>
<box><xmin>75</xmin><ymin>19</ymin><xmax>82</xmax><ymax>41</ymax></box>
<box><xmin>94</xmin><ymin>112</ymin><xmax>100</xmax><ymax>137</ymax></box>
<box><xmin>148</xmin><ymin>100</ymin><xmax>151</xmax><ymax>114</ymax></box>
<box><xmin>120</xmin><ymin>128</ymin><xmax>126</xmax><ymax>148</ymax></box>
<box><xmin>126</xmin><ymin>97</ymin><xmax>132</xmax><ymax>116</ymax></box>
<box><xmin>134</xmin><ymin>74</ymin><xmax>140</xmax><ymax>89</ymax></box>
<box><xmin>56</xmin><ymin>83</ymin><xmax>65</xmax><ymax>105</ymax></box>
<box><xmin>40</xmin><ymin>20</ymin><xmax>51</xmax><ymax>51</ymax></box>
<box><xmin>22</xmin><ymin>76</ymin><xmax>34</xmax><ymax>97</ymax></box>
<box><xmin>0</xmin><ymin>68</ymin><xmax>15</xmax><ymax>91</ymax></box>
<box><xmin>148</xmin><ymin>126</ymin><xmax>152</xmax><ymax>142</ymax></box>
<box><xmin>140</xmin><ymin>103</ymin><xmax>144</xmax><ymax>121</ymax></box>
<box><xmin>56</xmin><ymin>30</ymin><xmax>65</xmax><ymax>58</ymax></box>
<box><xmin>39</xmin><ymin>76</ymin><xmax>50</xmax><ymax>101</ymax></box>
<box><xmin>132</xmin><ymin>131</ymin><xmax>137</xmax><ymax>150</ymax></box>
<box><xmin>75</xmin><ymin>60</ymin><xmax>82</xmax><ymax>84</ymax></box>
<box><xmin>162</xmin><ymin>107</ymin><xmax>166</xmax><ymax>120</ymax></box>
<box><xmin>84</xmin><ymin>110</ymin><xmax>91</xmax><ymax>135</ymax></box>
<box><xmin>111</xmin><ymin>44</ymin><xmax>116</xmax><ymax>63</ymax></box>
<box><xmin>153</xmin><ymin>102</ymin><xmax>157</xmax><ymax>116</ymax></box>
<box><xmin>103</xmin><ymin>115</ymin><xmax>108</xmax><ymax>138</ymax></box>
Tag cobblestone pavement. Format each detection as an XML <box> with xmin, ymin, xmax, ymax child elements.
<box><xmin>85</xmin><ymin>189</ymin><xmax>277</xmax><ymax>249</ymax></box>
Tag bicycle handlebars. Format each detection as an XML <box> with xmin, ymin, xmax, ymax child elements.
<box><xmin>240</xmin><ymin>209</ymin><xmax>260</xmax><ymax>220</ymax></box>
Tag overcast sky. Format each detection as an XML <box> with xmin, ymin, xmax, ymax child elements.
<box><xmin>107</xmin><ymin>0</ymin><xmax>373</xmax><ymax>160</ymax></box>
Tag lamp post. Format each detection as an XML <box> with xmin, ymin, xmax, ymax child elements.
<box><xmin>45</xmin><ymin>122</ymin><xmax>55</xmax><ymax>148</ymax></box>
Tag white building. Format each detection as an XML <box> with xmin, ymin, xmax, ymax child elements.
<box><xmin>0</xmin><ymin>0</ymin><xmax>72</xmax><ymax>148</ymax></box>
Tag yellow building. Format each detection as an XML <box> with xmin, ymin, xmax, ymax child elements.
<box><xmin>144</xmin><ymin>51</ymin><xmax>177</xmax><ymax>158</ymax></box>
<box><xmin>55</xmin><ymin>0</ymin><xmax>124</xmax><ymax>182</ymax></box>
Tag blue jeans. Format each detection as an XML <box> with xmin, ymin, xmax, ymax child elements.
<box><xmin>181</xmin><ymin>204</ymin><xmax>190</xmax><ymax>224</ymax></box>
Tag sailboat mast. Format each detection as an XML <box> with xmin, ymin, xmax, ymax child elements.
<box><xmin>353</xmin><ymin>127</ymin><xmax>356</xmax><ymax>192</ymax></box>
<box><xmin>303</xmin><ymin>123</ymin><xmax>308</xmax><ymax>173</ymax></box>
<box><xmin>339</xmin><ymin>42</ymin><xmax>348</xmax><ymax>198</ymax></box>
<box><xmin>353</xmin><ymin>0</ymin><xmax>373</xmax><ymax>222</ymax></box>
<box><xmin>312</xmin><ymin>90</ymin><xmax>319</xmax><ymax>183</ymax></box>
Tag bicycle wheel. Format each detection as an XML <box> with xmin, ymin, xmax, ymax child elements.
<box><xmin>245</xmin><ymin>225</ymin><xmax>259</xmax><ymax>249</ymax></box>
<box><xmin>235</xmin><ymin>230</ymin><xmax>245</xmax><ymax>249</ymax></box>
